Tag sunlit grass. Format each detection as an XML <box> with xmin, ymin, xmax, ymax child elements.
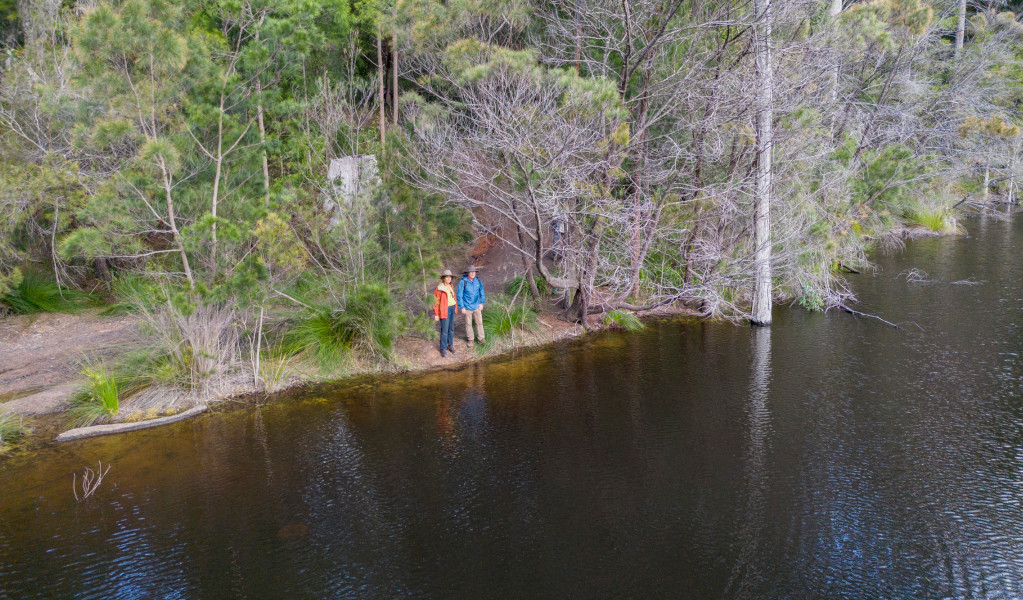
<box><xmin>68</xmin><ymin>361</ymin><xmax>123</xmax><ymax>427</ymax></box>
<box><xmin>602</xmin><ymin>309</ymin><xmax>644</xmax><ymax>331</ymax></box>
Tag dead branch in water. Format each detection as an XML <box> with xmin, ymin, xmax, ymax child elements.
<box><xmin>73</xmin><ymin>461</ymin><xmax>111</xmax><ymax>502</ymax></box>
<box><xmin>837</xmin><ymin>304</ymin><xmax>900</xmax><ymax>329</ymax></box>
<box><xmin>899</xmin><ymin>268</ymin><xmax>935</xmax><ymax>283</ymax></box>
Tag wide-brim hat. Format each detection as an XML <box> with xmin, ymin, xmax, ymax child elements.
<box><xmin>464</xmin><ymin>265</ymin><xmax>483</xmax><ymax>273</ymax></box>
<box><xmin>440</xmin><ymin>269</ymin><xmax>454</xmax><ymax>279</ymax></box>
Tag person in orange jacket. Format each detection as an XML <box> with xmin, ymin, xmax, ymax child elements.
<box><xmin>433</xmin><ymin>269</ymin><xmax>459</xmax><ymax>357</ymax></box>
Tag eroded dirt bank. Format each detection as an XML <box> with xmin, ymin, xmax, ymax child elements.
<box><xmin>0</xmin><ymin>310</ymin><xmax>138</xmax><ymax>416</ymax></box>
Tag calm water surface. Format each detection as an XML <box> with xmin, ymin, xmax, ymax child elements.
<box><xmin>4</xmin><ymin>216</ymin><xmax>1023</xmax><ymax>599</ymax></box>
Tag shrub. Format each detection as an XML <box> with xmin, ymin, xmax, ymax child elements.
<box><xmin>0</xmin><ymin>414</ymin><xmax>29</xmax><ymax>451</ymax></box>
<box><xmin>603</xmin><ymin>309</ymin><xmax>644</xmax><ymax>331</ymax></box>
<box><xmin>68</xmin><ymin>362</ymin><xmax>122</xmax><ymax>427</ymax></box>
<box><xmin>133</xmin><ymin>299</ymin><xmax>239</xmax><ymax>392</ymax></box>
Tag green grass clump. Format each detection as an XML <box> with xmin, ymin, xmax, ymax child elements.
<box><xmin>481</xmin><ymin>297</ymin><xmax>539</xmax><ymax>339</ymax></box>
<box><xmin>68</xmin><ymin>362</ymin><xmax>123</xmax><ymax>427</ymax></box>
<box><xmin>1</xmin><ymin>271</ymin><xmax>94</xmax><ymax>315</ymax></box>
<box><xmin>103</xmin><ymin>273</ymin><xmax>163</xmax><ymax>315</ymax></box>
<box><xmin>116</xmin><ymin>348</ymin><xmax>191</xmax><ymax>390</ymax></box>
<box><xmin>603</xmin><ymin>309</ymin><xmax>644</xmax><ymax>331</ymax></box>
<box><xmin>286</xmin><ymin>283</ymin><xmax>405</xmax><ymax>370</ymax></box>
<box><xmin>257</xmin><ymin>344</ymin><xmax>293</xmax><ymax>392</ymax></box>
<box><xmin>910</xmin><ymin>208</ymin><xmax>947</xmax><ymax>232</ymax></box>
<box><xmin>505</xmin><ymin>274</ymin><xmax>553</xmax><ymax>299</ymax></box>
<box><xmin>0</xmin><ymin>414</ymin><xmax>29</xmax><ymax>451</ymax></box>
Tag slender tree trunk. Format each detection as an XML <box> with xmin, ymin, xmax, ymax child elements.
<box><xmin>392</xmin><ymin>11</ymin><xmax>398</xmax><ymax>126</ymax></box>
<box><xmin>210</xmin><ymin>91</ymin><xmax>225</xmax><ymax>280</ymax></box>
<box><xmin>955</xmin><ymin>0</ymin><xmax>966</xmax><ymax>57</ymax></box>
<box><xmin>377</xmin><ymin>23</ymin><xmax>386</xmax><ymax>151</ymax></box>
<box><xmin>255</xmin><ymin>18</ymin><xmax>271</xmax><ymax>207</ymax></box>
<box><xmin>751</xmin><ymin>0</ymin><xmax>774</xmax><ymax>326</ymax></box>
<box><xmin>254</xmin><ymin>305</ymin><xmax>263</xmax><ymax>389</ymax></box>
<box><xmin>828</xmin><ymin>0</ymin><xmax>842</xmax><ymax>107</ymax></box>
<box><xmin>984</xmin><ymin>158</ymin><xmax>990</xmax><ymax>203</ymax></box>
<box><xmin>158</xmin><ymin>156</ymin><xmax>194</xmax><ymax>289</ymax></box>
<box><xmin>514</xmin><ymin>222</ymin><xmax>540</xmax><ymax>299</ymax></box>
<box><xmin>573</xmin><ymin>2</ymin><xmax>582</xmax><ymax>73</ymax></box>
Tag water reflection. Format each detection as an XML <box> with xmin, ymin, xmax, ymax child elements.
<box><xmin>726</xmin><ymin>326</ymin><xmax>772</xmax><ymax>599</ymax></box>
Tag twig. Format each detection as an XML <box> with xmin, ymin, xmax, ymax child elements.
<box><xmin>837</xmin><ymin>304</ymin><xmax>900</xmax><ymax>329</ymax></box>
<box><xmin>271</xmin><ymin>287</ymin><xmax>315</xmax><ymax>310</ymax></box>
<box><xmin>73</xmin><ymin>460</ymin><xmax>111</xmax><ymax>502</ymax></box>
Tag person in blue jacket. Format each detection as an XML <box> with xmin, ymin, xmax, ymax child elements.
<box><xmin>457</xmin><ymin>266</ymin><xmax>486</xmax><ymax>347</ymax></box>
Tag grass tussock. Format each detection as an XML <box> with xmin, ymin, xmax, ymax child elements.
<box><xmin>1</xmin><ymin>271</ymin><xmax>95</xmax><ymax>315</ymax></box>
<box><xmin>0</xmin><ymin>414</ymin><xmax>29</xmax><ymax>451</ymax></box>
<box><xmin>603</xmin><ymin>309</ymin><xmax>644</xmax><ymax>331</ymax></box>
<box><xmin>257</xmin><ymin>344</ymin><xmax>294</xmax><ymax>393</ymax></box>
<box><xmin>287</xmin><ymin>283</ymin><xmax>405</xmax><ymax>371</ymax></box>
<box><xmin>102</xmin><ymin>274</ymin><xmax>162</xmax><ymax>315</ymax></box>
<box><xmin>68</xmin><ymin>361</ymin><xmax>122</xmax><ymax>427</ymax></box>
<box><xmin>908</xmin><ymin>204</ymin><xmax>962</xmax><ymax>234</ymax></box>
<box><xmin>505</xmin><ymin>274</ymin><xmax>553</xmax><ymax>299</ymax></box>
<box><xmin>481</xmin><ymin>297</ymin><xmax>539</xmax><ymax>339</ymax></box>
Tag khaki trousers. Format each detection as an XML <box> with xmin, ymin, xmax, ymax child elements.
<box><xmin>464</xmin><ymin>306</ymin><xmax>485</xmax><ymax>342</ymax></box>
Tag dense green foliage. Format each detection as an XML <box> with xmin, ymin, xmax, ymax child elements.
<box><xmin>2</xmin><ymin>0</ymin><xmax>1023</xmax><ymax>389</ymax></box>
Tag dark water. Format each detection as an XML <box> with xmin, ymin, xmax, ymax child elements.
<box><xmin>4</xmin><ymin>217</ymin><xmax>1023</xmax><ymax>599</ymax></box>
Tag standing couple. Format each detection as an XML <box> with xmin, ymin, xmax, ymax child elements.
<box><xmin>432</xmin><ymin>266</ymin><xmax>487</xmax><ymax>357</ymax></box>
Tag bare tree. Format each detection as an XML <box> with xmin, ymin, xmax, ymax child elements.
<box><xmin>751</xmin><ymin>0</ymin><xmax>775</xmax><ymax>326</ymax></box>
<box><xmin>403</xmin><ymin>46</ymin><xmax>643</xmax><ymax>324</ymax></box>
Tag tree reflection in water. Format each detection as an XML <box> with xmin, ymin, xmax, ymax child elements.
<box><xmin>726</xmin><ymin>325</ymin><xmax>772</xmax><ymax>598</ymax></box>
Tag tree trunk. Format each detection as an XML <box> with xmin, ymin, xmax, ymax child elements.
<box><xmin>955</xmin><ymin>0</ymin><xmax>966</xmax><ymax>57</ymax></box>
<box><xmin>93</xmin><ymin>257</ymin><xmax>112</xmax><ymax>283</ymax></box>
<box><xmin>984</xmin><ymin>159</ymin><xmax>990</xmax><ymax>203</ymax></box>
<box><xmin>255</xmin><ymin>17</ymin><xmax>271</xmax><ymax>207</ymax></box>
<box><xmin>210</xmin><ymin>90</ymin><xmax>225</xmax><ymax>280</ymax></box>
<box><xmin>392</xmin><ymin>16</ymin><xmax>398</xmax><ymax>126</ymax></box>
<box><xmin>158</xmin><ymin>156</ymin><xmax>195</xmax><ymax>289</ymax></box>
<box><xmin>514</xmin><ymin>222</ymin><xmax>540</xmax><ymax>299</ymax></box>
<box><xmin>377</xmin><ymin>23</ymin><xmax>386</xmax><ymax>151</ymax></box>
<box><xmin>829</xmin><ymin>0</ymin><xmax>842</xmax><ymax>107</ymax></box>
<box><xmin>573</xmin><ymin>3</ymin><xmax>582</xmax><ymax>73</ymax></box>
<box><xmin>751</xmin><ymin>0</ymin><xmax>774</xmax><ymax>326</ymax></box>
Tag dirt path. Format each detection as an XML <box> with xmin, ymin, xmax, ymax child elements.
<box><xmin>0</xmin><ymin>310</ymin><xmax>139</xmax><ymax>415</ymax></box>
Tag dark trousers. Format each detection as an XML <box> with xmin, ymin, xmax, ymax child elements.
<box><xmin>439</xmin><ymin>306</ymin><xmax>456</xmax><ymax>349</ymax></box>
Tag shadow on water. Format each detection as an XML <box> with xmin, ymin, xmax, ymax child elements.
<box><xmin>5</xmin><ymin>217</ymin><xmax>1023</xmax><ymax>598</ymax></box>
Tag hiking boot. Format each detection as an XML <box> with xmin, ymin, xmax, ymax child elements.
<box><xmin>440</xmin><ymin>348</ymin><xmax>446</xmax><ymax>358</ymax></box>
<box><xmin>467</xmin><ymin>340</ymin><xmax>474</xmax><ymax>348</ymax></box>
<box><xmin>448</xmin><ymin>346</ymin><xmax>455</xmax><ymax>354</ymax></box>
<box><xmin>478</xmin><ymin>338</ymin><xmax>486</xmax><ymax>345</ymax></box>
